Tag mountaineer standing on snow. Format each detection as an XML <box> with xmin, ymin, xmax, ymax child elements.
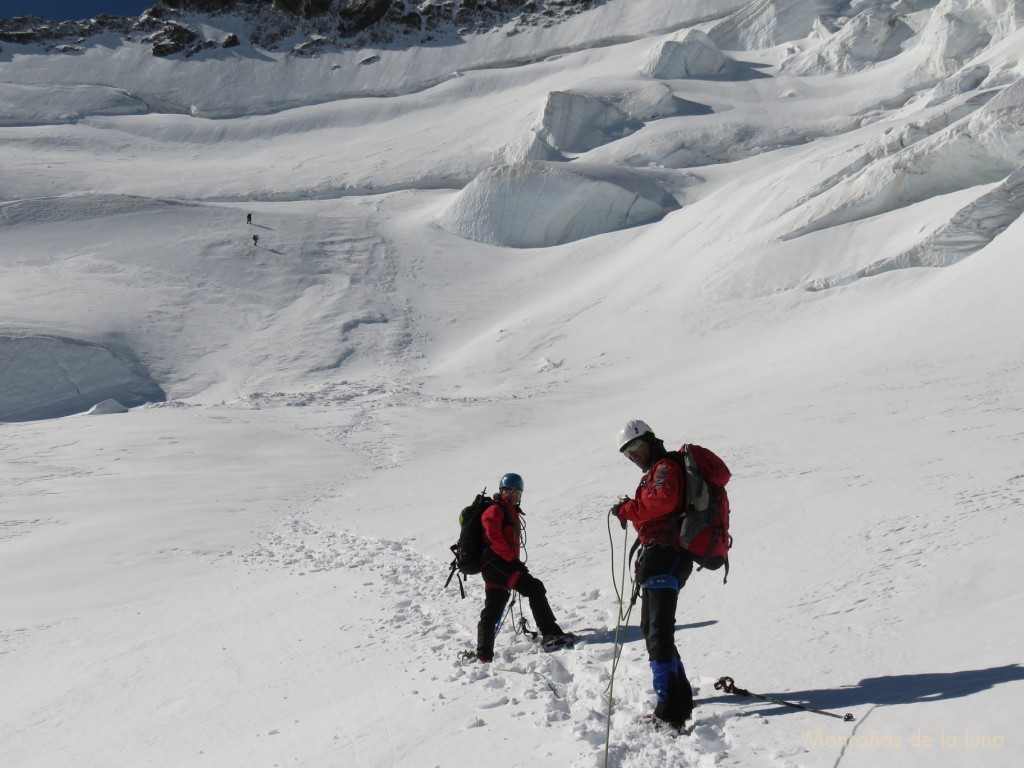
<box><xmin>475</xmin><ymin>472</ymin><xmax>575</xmax><ymax>663</ymax></box>
<box><xmin>612</xmin><ymin>419</ymin><xmax>694</xmax><ymax>728</ymax></box>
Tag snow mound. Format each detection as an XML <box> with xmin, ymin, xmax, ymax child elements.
<box><xmin>433</xmin><ymin>161</ymin><xmax>680</xmax><ymax>247</ymax></box>
<box><xmin>570</xmin><ymin>79</ymin><xmax>691</xmax><ymax>122</ymax></box>
<box><xmin>87</xmin><ymin>399</ymin><xmax>130</xmax><ymax>415</ymax></box>
<box><xmin>708</xmin><ymin>0</ymin><xmax>843</xmax><ymax>51</ymax></box>
<box><xmin>502</xmin><ymin>80</ymin><xmax>687</xmax><ymax>163</ymax></box>
<box><xmin>532</xmin><ymin>90</ymin><xmax>642</xmax><ymax>154</ymax></box>
<box><xmin>907</xmin><ymin>0</ymin><xmax>1022</xmax><ymax>79</ymax></box>
<box><xmin>782</xmin><ymin>7</ymin><xmax>913</xmax><ymax>75</ymax></box>
<box><xmin>639</xmin><ymin>29</ymin><xmax>733</xmax><ymax>79</ymax></box>
<box><xmin>782</xmin><ymin>0</ymin><xmax>1023</xmax><ymax>78</ymax></box>
<box><xmin>806</xmin><ymin>166</ymin><xmax>1024</xmax><ymax>290</ymax></box>
<box><xmin>927</xmin><ymin>65</ymin><xmax>991</xmax><ymax>107</ymax></box>
<box><xmin>500</xmin><ymin>132</ymin><xmax>568</xmax><ymax>163</ymax></box>
<box><xmin>0</xmin><ymin>83</ymin><xmax>147</xmax><ymax>126</ymax></box>
<box><xmin>583</xmin><ymin>113</ymin><xmax>802</xmax><ymax>170</ymax></box>
<box><xmin>0</xmin><ymin>336</ymin><xmax>165</xmax><ymax>422</ymax></box>
<box><xmin>782</xmin><ymin>89</ymin><xmax>997</xmax><ymax>217</ymax></box>
<box><xmin>784</xmin><ymin>78</ymin><xmax>1024</xmax><ymax>239</ymax></box>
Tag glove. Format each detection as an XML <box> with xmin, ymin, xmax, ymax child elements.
<box><xmin>610</xmin><ymin>497</ymin><xmax>629</xmax><ymax>529</ymax></box>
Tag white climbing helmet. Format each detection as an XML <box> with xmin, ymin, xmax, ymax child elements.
<box><xmin>616</xmin><ymin>419</ymin><xmax>654</xmax><ymax>451</ymax></box>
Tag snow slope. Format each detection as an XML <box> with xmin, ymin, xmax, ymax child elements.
<box><xmin>1</xmin><ymin>0</ymin><xmax>1022</xmax><ymax>766</ymax></box>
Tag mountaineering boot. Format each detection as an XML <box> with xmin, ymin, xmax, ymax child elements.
<box><xmin>476</xmin><ymin>624</ymin><xmax>494</xmax><ymax>663</ymax></box>
<box><xmin>651</xmin><ymin>658</ymin><xmax>693</xmax><ymax>727</ymax></box>
<box><xmin>540</xmin><ymin>632</ymin><xmax>577</xmax><ymax>651</ymax></box>
<box><xmin>635</xmin><ymin>713</ymin><xmax>687</xmax><ymax>736</ymax></box>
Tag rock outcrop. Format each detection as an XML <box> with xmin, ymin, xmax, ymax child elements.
<box><xmin>0</xmin><ymin>1</ymin><xmax>599</xmax><ymax>57</ymax></box>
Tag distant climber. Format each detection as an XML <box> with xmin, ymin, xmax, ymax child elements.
<box><xmin>246</xmin><ymin>212</ymin><xmax>252</xmax><ymax>224</ymax></box>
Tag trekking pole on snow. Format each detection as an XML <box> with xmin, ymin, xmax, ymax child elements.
<box><xmin>715</xmin><ymin>677</ymin><xmax>855</xmax><ymax>722</ymax></box>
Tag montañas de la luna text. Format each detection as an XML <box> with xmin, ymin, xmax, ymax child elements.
<box><xmin>805</xmin><ymin>728</ymin><xmax>1006</xmax><ymax>750</ymax></box>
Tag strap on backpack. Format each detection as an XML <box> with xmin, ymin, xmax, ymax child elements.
<box><xmin>691</xmin><ymin>528</ymin><xmax>730</xmax><ymax>583</ymax></box>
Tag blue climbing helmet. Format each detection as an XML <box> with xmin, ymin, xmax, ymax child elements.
<box><xmin>499</xmin><ymin>472</ymin><xmax>525</xmax><ymax>491</ymax></box>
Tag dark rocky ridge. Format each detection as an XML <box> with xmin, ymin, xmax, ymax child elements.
<box><xmin>0</xmin><ymin>0</ymin><xmax>599</xmax><ymax>57</ymax></box>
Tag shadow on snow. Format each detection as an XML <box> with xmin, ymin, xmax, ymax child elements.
<box><xmin>700</xmin><ymin>664</ymin><xmax>1024</xmax><ymax>716</ymax></box>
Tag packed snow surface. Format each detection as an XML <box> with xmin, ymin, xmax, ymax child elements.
<box><xmin>1</xmin><ymin>0</ymin><xmax>1023</xmax><ymax>767</ymax></box>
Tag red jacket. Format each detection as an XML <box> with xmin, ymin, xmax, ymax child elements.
<box><xmin>482</xmin><ymin>496</ymin><xmax>522</xmax><ymax>561</ymax></box>
<box><xmin>618</xmin><ymin>455</ymin><xmax>685</xmax><ymax>546</ymax></box>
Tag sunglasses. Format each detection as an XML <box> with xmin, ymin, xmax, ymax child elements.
<box><xmin>623</xmin><ymin>437</ymin><xmax>645</xmax><ymax>456</ymax></box>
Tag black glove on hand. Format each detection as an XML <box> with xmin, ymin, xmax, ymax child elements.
<box><xmin>610</xmin><ymin>497</ymin><xmax>629</xmax><ymax>529</ymax></box>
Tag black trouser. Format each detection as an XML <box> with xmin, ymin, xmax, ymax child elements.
<box><xmin>637</xmin><ymin>545</ymin><xmax>694</xmax><ymax>723</ymax></box>
<box><xmin>476</xmin><ymin>569</ymin><xmax>562</xmax><ymax>660</ymax></box>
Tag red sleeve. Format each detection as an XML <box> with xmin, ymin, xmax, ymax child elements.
<box><xmin>620</xmin><ymin>459</ymin><xmax>684</xmax><ymax>523</ymax></box>
<box><xmin>482</xmin><ymin>503</ymin><xmax>517</xmax><ymax>562</ymax></box>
